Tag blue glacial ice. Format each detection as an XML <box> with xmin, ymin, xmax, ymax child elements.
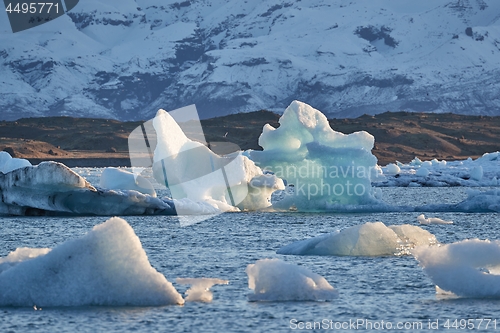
<box><xmin>249</xmin><ymin>100</ymin><xmax>385</xmax><ymax>211</ymax></box>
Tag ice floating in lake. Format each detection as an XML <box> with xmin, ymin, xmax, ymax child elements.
<box><xmin>250</xmin><ymin>101</ymin><xmax>382</xmax><ymax>211</ymax></box>
<box><xmin>176</xmin><ymin>277</ymin><xmax>229</xmax><ymax>302</ymax></box>
<box><xmin>378</xmin><ymin>152</ymin><xmax>500</xmax><ymax>187</ymax></box>
<box><xmin>419</xmin><ymin>189</ymin><xmax>500</xmax><ymax>213</ymax></box>
<box><xmin>152</xmin><ymin>109</ymin><xmax>284</xmax><ymax>212</ymax></box>
<box><xmin>0</xmin><ymin>217</ymin><xmax>184</xmax><ymax>306</ymax></box>
<box><xmin>0</xmin><ymin>161</ymin><xmax>176</xmax><ymax>216</ymax></box>
<box><xmin>246</xmin><ymin>258</ymin><xmax>338</xmax><ymax>301</ymax></box>
<box><xmin>0</xmin><ymin>247</ymin><xmax>50</xmax><ymax>274</ymax></box>
<box><xmin>417</xmin><ymin>214</ymin><xmax>453</xmax><ymax>225</ymax></box>
<box><xmin>99</xmin><ymin>167</ymin><xmax>156</xmax><ymax>197</ymax></box>
<box><xmin>277</xmin><ymin>222</ymin><xmax>437</xmax><ymax>256</ymax></box>
<box><xmin>0</xmin><ymin>151</ymin><xmax>32</xmax><ymax>174</ymax></box>
<box><xmin>413</xmin><ymin>239</ymin><xmax>500</xmax><ymax>298</ymax></box>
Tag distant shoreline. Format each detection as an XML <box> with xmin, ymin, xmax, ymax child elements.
<box><xmin>2</xmin><ymin>110</ymin><xmax>500</xmax><ymax>166</ymax></box>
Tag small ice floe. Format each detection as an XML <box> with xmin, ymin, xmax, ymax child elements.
<box><xmin>176</xmin><ymin>277</ymin><xmax>229</xmax><ymax>302</ymax></box>
<box><xmin>246</xmin><ymin>258</ymin><xmax>338</xmax><ymax>302</ymax></box>
<box><xmin>413</xmin><ymin>239</ymin><xmax>500</xmax><ymax>298</ymax></box>
<box><xmin>417</xmin><ymin>214</ymin><xmax>453</xmax><ymax>225</ymax></box>
<box><xmin>277</xmin><ymin>222</ymin><xmax>438</xmax><ymax>256</ymax></box>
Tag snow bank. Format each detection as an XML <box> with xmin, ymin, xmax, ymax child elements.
<box><xmin>246</xmin><ymin>259</ymin><xmax>338</xmax><ymax>301</ymax></box>
<box><xmin>0</xmin><ymin>217</ymin><xmax>184</xmax><ymax>307</ymax></box>
<box><xmin>99</xmin><ymin>167</ymin><xmax>156</xmax><ymax>197</ymax></box>
<box><xmin>0</xmin><ymin>161</ymin><xmax>176</xmax><ymax>216</ymax></box>
<box><xmin>277</xmin><ymin>222</ymin><xmax>437</xmax><ymax>256</ymax></box>
<box><xmin>378</xmin><ymin>152</ymin><xmax>500</xmax><ymax>187</ymax></box>
<box><xmin>176</xmin><ymin>277</ymin><xmax>228</xmax><ymax>302</ymax></box>
<box><xmin>250</xmin><ymin>101</ymin><xmax>382</xmax><ymax>211</ymax></box>
<box><xmin>417</xmin><ymin>214</ymin><xmax>453</xmax><ymax>225</ymax></box>
<box><xmin>413</xmin><ymin>239</ymin><xmax>500</xmax><ymax>298</ymax></box>
<box><xmin>152</xmin><ymin>109</ymin><xmax>284</xmax><ymax>212</ymax></box>
<box><xmin>0</xmin><ymin>151</ymin><xmax>32</xmax><ymax>174</ymax></box>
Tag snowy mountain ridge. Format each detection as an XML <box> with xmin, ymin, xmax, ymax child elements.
<box><xmin>1</xmin><ymin>0</ymin><xmax>500</xmax><ymax>120</ymax></box>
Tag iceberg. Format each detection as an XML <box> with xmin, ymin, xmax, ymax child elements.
<box><xmin>0</xmin><ymin>217</ymin><xmax>184</xmax><ymax>306</ymax></box>
<box><xmin>176</xmin><ymin>277</ymin><xmax>229</xmax><ymax>302</ymax></box>
<box><xmin>277</xmin><ymin>222</ymin><xmax>437</xmax><ymax>256</ymax></box>
<box><xmin>419</xmin><ymin>189</ymin><xmax>500</xmax><ymax>213</ymax></box>
<box><xmin>0</xmin><ymin>151</ymin><xmax>32</xmax><ymax>174</ymax></box>
<box><xmin>249</xmin><ymin>101</ymin><xmax>382</xmax><ymax>211</ymax></box>
<box><xmin>99</xmin><ymin>167</ymin><xmax>157</xmax><ymax>197</ymax></box>
<box><xmin>151</xmin><ymin>109</ymin><xmax>284</xmax><ymax>212</ymax></box>
<box><xmin>0</xmin><ymin>161</ymin><xmax>176</xmax><ymax>216</ymax></box>
<box><xmin>246</xmin><ymin>258</ymin><xmax>338</xmax><ymax>301</ymax></box>
<box><xmin>413</xmin><ymin>239</ymin><xmax>500</xmax><ymax>298</ymax></box>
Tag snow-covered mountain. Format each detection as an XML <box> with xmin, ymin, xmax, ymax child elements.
<box><xmin>1</xmin><ymin>0</ymin><xmax>500</xmax><ymax>120</ymax></box>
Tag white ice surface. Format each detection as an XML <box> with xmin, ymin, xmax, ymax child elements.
<box><xmin>176</xmin><ymin>277</ymin><xmax>229</xmax><ymax>302</ymax></box>
<box><xmin>0</xmin><ymin>217</ymin><xmax>184</xmax><ymax>306</ymax></box>
<box><xmin>413</xmin><ymin>239</ymin><xmax>500</xmax><ymax>298</ymax></box>
<box><xmin>277</xmin><ymin>222</ymin><xmax>437</xmax><ymax>256</ymax></box>
<box><xmin>246</xmin><ymin>258</ymin><xmax>338</xmax><ymax>302</ymax></box>
<box><xmin>99</xmin><ymin>167</ymin><xmax>156</xmax><ymax>197</ymax></box>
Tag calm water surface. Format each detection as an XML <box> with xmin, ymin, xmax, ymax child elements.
<box><xmin>1</xmin><ymin>186</ymin><xmax>500</xmax><ymax>333</ymax></box>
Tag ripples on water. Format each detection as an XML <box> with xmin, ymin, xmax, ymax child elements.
<box><xmin>1</xmin><ymin>187</ymin><xmax>500</xmax><ymax>332</ymax></box>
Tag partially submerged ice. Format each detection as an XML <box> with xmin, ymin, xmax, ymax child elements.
<box><xmin>277</xmin><ymin>222</ymin><xmax>438</xmax><ymax>256</ymax></box>
<box><xmin>246</xmin><ymin>258</ymin><xmax>338</xmax><ymax>301</ymax></box>
<box><xmin>413</xmin><ymin>239</ymin><xmax>500</xmax><ymax>298</ymax></box>
<box><xmin>176</xmin><ymin>277</ymin><xmax>229</xmax><ymax>302</ymax></box>
<box><xmin>0</xmin><ymin>159</ymin><xmax>175</xmax><ymax>216</ymax></box>
<box><xmin>151</xmin><ymin>109</ymin><xmax>284</xmax><ymax>212</ymax></box>
<box><xmin>0</xmin><ymin>217</ymin><xmax>184</xmax><ymax>306</ymax></box>
<box><xmin>250</xmin><ymin>101</ymin><xmax>382</xmax><ymax>211</ymax></box>
<box><xmin>0</xmin><ymin>151</ymin><xmax>31</xmax><ymax>174</ymax></box>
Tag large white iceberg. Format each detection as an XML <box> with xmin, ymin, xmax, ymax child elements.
<box><xmin>249</xmin><ymin>101</ymin><xmax>382</xmax><ymax>211</ymax></box>
<box><xmin>246</xmin><ymin>258</ymin><xmax>338</xmax><ymax>301</ymax></box>
<box><xmin>0</xmin><ymin>217</ymin><xmax>184</xmax><ymax>306</ymax></box>
<box><xmin>277</xmin><ymin>222</ymin><xmax>437</xmax><ymax>256</ymax></box>
<box><xmin>151</xmin><ymin>109</ymin><xmax>284</xmax><ymax>212</ymax></box>
<box><xmin>0</xmin><ymin>161</ymin><xmax>176</xmax><ymax>216</ymax></box>
<box><xmin>413</xmin><ymin>239</ymin><xmax>500</xmax><ymax>298</ymax></box>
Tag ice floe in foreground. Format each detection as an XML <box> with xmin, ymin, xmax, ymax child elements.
<box><xmin>176</xmin><ymin>277</ymin><xmax>229</xmax><ymax>302</ymax></box>
<box><xmin>249</xmin><ymin>101</ymin><xmax>384</xmax><ymax>211</ymax></box>
<box><xmin>0</xmin><ymin>217</ymin><xmax>184</xmax><ymax>307</ymax></box>
<box><xmin>413</xmin><ymin>239</ymin><xmax>500</xmax><ymax>298</ymax></box>
<box><xmin>246</xmin><ymin>258</ymin><xmax>338</xmax><ymax>301</ymax></box>
<box><xmin>277</xmin><ymin>222</ymin><xmax>438</xmax><ymax>256</ymax></box>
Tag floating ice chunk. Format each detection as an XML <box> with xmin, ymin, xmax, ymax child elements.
<box><xmin>152</xmin><ymin>109</ymin><xmax>284</xmax><ymax>212</ymax></box>
<box><xmin>99</xmin><ymin>167</ymin><xmax>156</xmax><ymax>197</ymax></box>
<box><xmin>176</xmin><ymin>277</ymin><xmax>229</xmax><ymax>302</ymax></box>
<box><xmin>470</xmin><ymin>165</ymin><xmax>483</xmax><ymax>181</ymax></box>
<box><xmin>416</xmin><ymin>167</ymin><xmax>430</xmax><ymax>177</ymax></box>
<box><xmin>246</xmin><ymin>258</ymin><xmax>338</xmax><ymax>301</ymax></box>
<box><xmin>277</xmin><ymin>222</ymin><xmax>437</xmax><ymax>256</ymax></box>
<box><xmin>384</xmin><ymin>163</ymin><xmax>400</xmax><ymax>174</ymax></box>
<box><xmin>0</xmin><ymin>152</ymin><xmax>32</xmax><ymax>174</ymax></box>
<box><xmin>0</xmin><ymin>247</ymin><xmax>50</xmax><ymax>274</ymax></box>
<box><xmin>410</xmin><ymin>157</ymin><xmax>422</xmax><ymax>166</ymax></box>
<box><xmin>421</xmin><ymin>161</ymin><xmax>432</xmax><ymax>168</ymax></box>
<box><xmin>0</xmin><ymin>217</ymin><xmax>184</xmax><ymax>307</ymax></box>
<box><xmin>417</xmin><ymin>214</ymin><xmax>453</xmax><ymax>225</ymax></box>
<box><xmin>413</xmin><ymin>239</ymin><xmax>500</xmax><ymax>298</ymax></box>
<box><xmin>0</xmin><ymin>162</ymin><xmax>176</xmax><ymax>216</ymax></box>
<box><xmin>250</xmin><ymin>101</ymin><xmax>381</xmax><ymax>211</ymax></box>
